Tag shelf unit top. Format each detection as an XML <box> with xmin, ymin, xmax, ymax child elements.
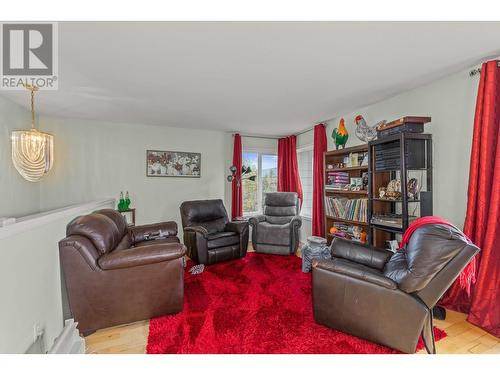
<box><xmin>325</xmin><ymin>144</ymin><xmax>368</xmax><ymax>157</ymax></box>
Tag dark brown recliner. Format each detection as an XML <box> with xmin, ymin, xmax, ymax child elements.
<box><xmin>180</xmin><ymin>199</ymin><xmax>249</xmax><ymax>265</ymax></box>
<box><xmin>312</xmin><ymin>224</ymin><xmax>479</xmax><ymax>353</ymax></box>
<box><xmin>59</xmin><ymin>209</ymin><xmax>186</xmax><ymax>335</ymax></box>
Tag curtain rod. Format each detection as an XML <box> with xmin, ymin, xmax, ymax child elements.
<box><xmin>237</xmin><ymin>134</ymin><xmax>280</xmax><ymax>140</ymax></box>
<box><xmin>469</xmin><ymin>60</ymin><xmax>500</xmax><ymax>77</ymax></box>
<box><xmin>233</xmin><ymin>123</ymin><xmax>324</xmax><ymax>140</ymax></box>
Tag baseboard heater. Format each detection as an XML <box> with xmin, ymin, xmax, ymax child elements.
<box><xmin>48</xmin><ymin>319</ymin><xmax>85</xmax><ymax>354</ymax></box>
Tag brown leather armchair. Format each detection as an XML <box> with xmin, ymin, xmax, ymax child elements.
<box><xmin>59</xmin><ymin>209</ymin><xmax>186</xmax><ymax>335</ymax></box>
<box><xmin>180</xmin><ymin>199</ymin><xmax>249</xmax><ymax>265</ymax></box>
<box><xmin>312</xmin><ymin>224</ymin><xmax>479</xmax><ymax>353</ymax></box>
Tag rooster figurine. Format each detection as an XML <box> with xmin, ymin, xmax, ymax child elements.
<box><xmin>332</xmin><ymin>118</ymin><xmax>349</xmax><ymax>149</ymax></box>
<box><xmin>354</xmin><ymin>115</ymin><xmax>384</xmax><ymax>142</ymax></box>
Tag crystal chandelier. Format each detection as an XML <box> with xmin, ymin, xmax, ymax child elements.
<box><xmin>11</xmin><ymin>85</ymin><xmax>54</xmax><ymax>182</ymax></box>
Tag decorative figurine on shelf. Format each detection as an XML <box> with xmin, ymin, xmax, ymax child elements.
<box><xmin>378</xmin><ymin>187</ymin><xmax>387</xmax><ymax>199</ymax></box>
<box><xmin>408</xmin><ymin>178</ymin><xmax>420</xmax><ymax>200</ymax></box>
<box><xmin>118</xmin><ymin>192</ymin><xmax>126</xmax><ymax>212</ymax></box>
<box><xmin>332</xmin><ymin>118</ymin><xmax>349</xmax><ymax>149</ymax></box>
<box><xmin>362</xmin><ymin>172</ymin><xmax>369</xmax><ymax>189</ymax></box>
<box><xmin>360</xmin><ymin>231</ymin><xmax>367</xmax><ymax>243</ymax></box>
<box><xmin>124</xmin><ymin>191</ymin><xmax>131</xmax><ymax>210</ymax></box>
<box><xmin>385</xmin><ymin>179</ymin><xmax>402</xmax><ymax>200</ymax></box>
<box><xmin>354</xmin><ymin>115</ymin><xmax>385</xmax><ymax>143</ymax></box>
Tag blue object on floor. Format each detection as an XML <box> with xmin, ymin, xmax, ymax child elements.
<box><xmin>301</xmin><ymin>236</ymin><xmax>331</xmax><ymax>272</ymax></box>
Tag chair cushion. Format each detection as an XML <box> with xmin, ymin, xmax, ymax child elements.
<box><xmin>114</xmin><ymin>233</ymin><xmax>133</xmax><ymax>251</ymax></box>
<box><xmin>66</xmin><ymin>213</ymin><xmax>121</xmax><ymax>254</ymax></box>
<box><xmin>317</xmin><ymin>258</ymin><xmax>398</xmax><ymax>290</ymax></box>
<box><xmin>383</xmin><ymin>224</ymin><xmax>472</xmax><ymax>293</ymax></box>
<box><xmin>207</xmin><ymin>231</ymin><xmax>239</xmax><ymax>249</ymax></box>
<box><xmin>264</xmin><ymin>192</ymin><xmax>299</xmax><ymax>207</ymax></box>
<box><xmin>93</xmin><ymin>209</ymin><xmax>128</xmax><ymax>237</ymax></box>
<box><xmin>207</xmin><ymin>245</ymin><xmax>240</xmax><ymax>264</ymax></box>
<box><xmin>180</xmin><ymin>200</ymin><xmax>229</xmax><ymax>234</ymax></box>
<box><xmin>256</xmin><ymin>222</ymin><xmax>290</xmax><ymax>246</ymax></box>
<box><xmin>263</xmin><ymin>192</ymin><xmax>299</xmax><ymax>225</ymax></box>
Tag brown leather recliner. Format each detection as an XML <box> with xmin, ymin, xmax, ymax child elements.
<box><xmin>59</xmin><ymin>209</ymin><xmax>186</xmax><ymax>335</ymax></box>
<box><xmin>180</xmin><ymin>199</ymin><xmax>249</xmax><ymax>265</ymax></box>
<box><xmin>312</xmin><ymin>224</ymin><xmax>479</xmax><ymax>353</ymax></box>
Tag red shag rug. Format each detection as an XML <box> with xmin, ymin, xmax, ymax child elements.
<box><xmin>147</xmin><ymin>253</ymin><xmax>446</xmax><ymax>354</ymax></box>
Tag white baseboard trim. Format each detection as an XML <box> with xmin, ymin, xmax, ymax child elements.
<box><xmin>48</xmin><ymin>319</ymin><xmax>85</xmax><ymax>354</ymax></box>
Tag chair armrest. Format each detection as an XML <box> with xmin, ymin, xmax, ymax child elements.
<box><xmin>98</xmin><ymin>243</ymin><xmax>186</xmax><ymax>270</ymax></box>
<box><xmin>290</xmin><ymin>215</ymin><xmax>302</xmax><ymax>228</ymax></box>
<box><xmin>130</xmin><ymin>221</ymin><xmax>178</xmax><ymax>243</ymax></box>
<box><xmin>248</xmin><ymin>215</ymin><xmax>266</xmax><ymax>227</ymax></box>
<box><xmin>225</xmin><ymin>221</ymin><xmax>249</xmax><ymax>234</ymax></box>
<box><xmin>313</xmin><ymin>258</ymin><xmax>397</xmax><ymax>290</ymax></box>
<box><xmin>184</xmin><ymin>225</ymin><xmax>209</xmax><ymax>238</ymax></box>
<box><xmin>330</xmin><ymin>237</ymin><xmax>393</xmax><ymax>270</ymax></box>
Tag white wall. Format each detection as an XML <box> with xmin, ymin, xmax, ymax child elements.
<box><xmin>298</xmin><ymin>67</ymin><xmax>479</xmax><ymax>238</ymax></box>
<box><xmin>0</xmin><ymin>199</ymin><xmax>114</xmax><ymax>353</ymax></box>
<box><xmin>0</xmin><ymin>96</ymin><xmax>40</xmax><ymax>218</ymax></box>
<box><xmin>37</xmin><ymin>117</ymin><xmax>227</xmax><ymax>232</ymax></box>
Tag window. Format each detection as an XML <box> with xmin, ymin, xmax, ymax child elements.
<box><xmin>242</xmin><ymin>152</ymin><xmax>277</xmax><ymax>215</ymax></box>
<box><xmin>297</xmin><ymin>147</ymin><xmax>313</xmax><ymax>218</ymax></box>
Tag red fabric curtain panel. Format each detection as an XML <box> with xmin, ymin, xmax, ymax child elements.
<box><xmin>277</xmin><ymin>135</ymin><xmax>303</xmax><ymax>205</ymax></box>
<box><xmin>231</xmin><ymin>133</ymin><xmax>243</xmax><ymax>219</ymax></box>
<box><xmin>440</xmin><ymin>60</ymin><xmax>500</xmax><ymax>337</ymax></box>
<box><xmin>312</xmin><ymin>124</ymin><xmax>327</xmax><ymax>236</ymax></box>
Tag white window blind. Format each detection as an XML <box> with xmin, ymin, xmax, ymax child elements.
<box><xmin>297</xmin><ymin>148</ymin><xmax>313</xmax><ymax>218</ymax></box>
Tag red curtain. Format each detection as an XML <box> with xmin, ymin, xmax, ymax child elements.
<box><xmin>312</xmin><ymin>124</ymin><xmax>327</xmax><ymax>236</ymax></box>
<box><xmin>277</xmin><ymin>135</ymin><xmax>303</xmax><ymax>205</ymax></box>
<box><xmin>231</xmin><ymin>133</ymin><xmax>243</xmax><ymax>220</ymax></box>
<box><xmin>440</xmin><ymin>60</ymin><xmax>500</xmax><ymax>337</ymax></box>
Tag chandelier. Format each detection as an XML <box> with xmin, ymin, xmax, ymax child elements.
<box><xmin>11</xmin><ymin>85</ymin><xmax>54</xmax><ymax>182</ymax></box>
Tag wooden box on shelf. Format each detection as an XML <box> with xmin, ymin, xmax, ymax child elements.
<box><xmin>323</xmin><ymin>144</ymin><xmax>369</xmax><ymax>245</ymax></box>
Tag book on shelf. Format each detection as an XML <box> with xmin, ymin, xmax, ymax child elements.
<box><xmin>324</xmin><ymin>196</ymin><xmax>367</xmax><ymax>223</ymax></box>
<box><xmin>326</xmin><ymin>171</ymin><xmax>349</xmax><ymax>184</ymax></box>
<box><xmin>329</xmin><ymin>222</ymin><xmax>366</xmax><ymax>244</ymax></box>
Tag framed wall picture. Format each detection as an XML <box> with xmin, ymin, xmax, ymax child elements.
<box><xmin>146</xmin><ymin>150</ymin><xmax>201</xmax><ymax>177</ymax></box>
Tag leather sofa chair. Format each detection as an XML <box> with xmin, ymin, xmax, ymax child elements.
<box><xmin>312</xmin><ymin>224</ymin><xmax>479</xmax><ymax>353</ymax></box>
<box><xmin>59</xmin><ymin>209</ymin><xmax>186</xmax><ymax>335</ymax></box>
<box><xmin>249</xmin><ymin>192</ymin><xmax>302</xmax><ymax>255</ymax></box>
<box><xmin>180</xmin><ymin>199</ymin><xmax>249</xmax><ymax>265</ymax></box>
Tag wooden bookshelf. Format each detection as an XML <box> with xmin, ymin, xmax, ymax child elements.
<box><xmin>323</xmin><ymin>144</ymin><xmax>369</xmax><ymax>245</ymax></box>
<box><xmin>368</xmin><ymin>131</ymin><xmax>433</xmax><ymax>248</ymax></box>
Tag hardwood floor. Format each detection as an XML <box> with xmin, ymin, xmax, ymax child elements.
<box><xmin>84</xmin><ymin>305</ymin><xmax>499</xmax><ymax>354</ymax></box>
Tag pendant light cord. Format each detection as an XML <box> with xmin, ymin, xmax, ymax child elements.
<box><xmin>31</xmin><ymin>89</ymin><xmax>35</xmax><ymax>129</ymax></box>
<box><xmin>23</xmin><ymin>83</ymin><xmax>38</xmax><ymax>130</ymax></box>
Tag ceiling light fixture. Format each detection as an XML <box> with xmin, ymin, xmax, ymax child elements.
<box><xmin>11</xmin><ymin>85</ymin><xmax>54</xmax><ymax>182</ymax></box>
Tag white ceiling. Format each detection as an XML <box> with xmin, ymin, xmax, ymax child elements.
<box><xmin>2</xmin><ymin>22</ymin><xmax>500</xmax><ymax>136</ymax></box>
